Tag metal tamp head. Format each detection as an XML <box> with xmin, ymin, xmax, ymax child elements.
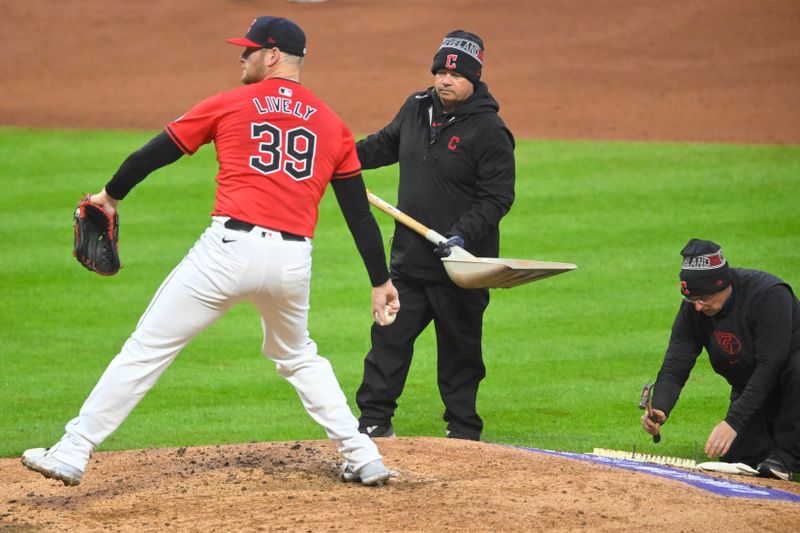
<box><xmin>639</xmin><ymin>383</ymin><xmax>661</xmax><ymax>443</ymax></box>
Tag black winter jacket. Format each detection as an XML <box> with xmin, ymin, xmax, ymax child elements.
<box><xmin>654</xmin><ymin>269</ymin><xmax>800</xmax><ymax>433</ymax></box>
<box><xmin>356</xmin><ymin>83</ymin><xmax>515</xmax><ymax>283</ymax></box>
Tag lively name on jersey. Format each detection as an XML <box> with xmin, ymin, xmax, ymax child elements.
<box><xmin>252</xmin><ymin>96</ymin><xmax>317</xmax><ymax>121</ymax></box>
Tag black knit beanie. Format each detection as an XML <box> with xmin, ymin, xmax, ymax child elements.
<box><xmin>679</xmin><ymin>238</ymin><xmax>732</xmax><ymax>297</ymax></box>
<box><xmin>431</xmin><ymin>30</ymin><xmax>484</xmax><ymax>84</ymax></box>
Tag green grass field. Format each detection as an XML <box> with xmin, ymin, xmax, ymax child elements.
<box><xmin>1</xmin><ymin>127</ymin><xmax>798</xmax><ymax>463</ymax></box>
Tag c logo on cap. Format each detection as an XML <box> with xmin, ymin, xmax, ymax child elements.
<box><xmin>445</xmin><ymin>54</ymin><xmax>458</xmax><ymax>69</ymax></box>
<box><xmin>680</xmin><ymin>281</ymin><xmax>689</xmax><ymax>295</ymax></box>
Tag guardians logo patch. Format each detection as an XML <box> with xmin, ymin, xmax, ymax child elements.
<box><xmin>682</xmin><ymin>250</ymin><xmax>726</xmax><ymax>270</ymax></box>
<box><xmin>713</xmin><ymin>331</ymin><xmax>741</xmax><ymax>355</ymax></box>
<box><xmin>438</xmin><ymin>37</ymin><xmax>484</xmax><ymax>64</ymax></box>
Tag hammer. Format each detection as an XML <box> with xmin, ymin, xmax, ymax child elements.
<box><xmin>639</xmin><ymin>383</ymin><xmax>661</xmax><ymax>443</ymax></box>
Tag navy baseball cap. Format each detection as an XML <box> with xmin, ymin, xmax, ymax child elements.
<box><xmin>226</xmin><ymin>16</ymin><xmax>306</xmax><ymax>57</ymax></box>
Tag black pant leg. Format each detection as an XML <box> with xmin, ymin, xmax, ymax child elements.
<box><xmin>722</xmin><ymin>388</ymin><xmax>774</xmax><ymax>467</ymax></box>
<box><xmin>356</xmin><ymin>276</ymin><xmax>433</xmax><ymax>426</ymax></box>
<box><xmin>724</xmin><ymin>354</ymin><xmax>800</xmax><ymax>471</ymax></box>
<box><xmin>429</xmin><ymin>284</ymin><xmax>490</xmax><ymax>439</ymax></box>
<box><xmin>772</xmin><ymin>352</ymin><xmax>800</xmax><ymax>470</ymax></box>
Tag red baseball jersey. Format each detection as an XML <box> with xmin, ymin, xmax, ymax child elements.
<box><xmin>165</xmin><ymin>78</ymin><xmax>361</xmax><ymax>237</ymax></box>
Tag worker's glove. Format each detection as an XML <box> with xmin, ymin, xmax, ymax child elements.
<box><xmin>433</xmin><ymin>235</ymin><xmax>465</xmax><ymax>258</ymax></box>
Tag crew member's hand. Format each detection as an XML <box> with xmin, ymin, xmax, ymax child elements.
<box><xmin>640</xmin><ymin>408</ymin><xmax>666</xmax><ymax>436</ymax></box>
<box><xmin>433</xmin><ymin>235</ymin><xmax>465</xmax><ymax>258</ymax></box>
<box><xmin>89</xmin><ymin>188</ymin><xmax>120</xmax><ymax>216</ymax></box>
<box><xmin>372</xmin><ymin>279</ymin><xmax>400</xmax><ymax>325</ymax></box>
<box><xmin>704</xmin><ymin>420</ymin><xmax>737</xmax><ymax>458</ymax></box>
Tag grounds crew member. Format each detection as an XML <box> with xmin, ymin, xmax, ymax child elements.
<box><xmin>22</xmin><ymin>16</ymin><xmax>398</xmax><ymax>487</ymax></box>
<box><xmin>355</xmin><ymin>30</ymin><xmax>515</xmax><ymax>441</ymax></box>
<box><xmin>642</xmin><ymin>238</ymin><xmax>800</xmax><ymax>480</ymax></box>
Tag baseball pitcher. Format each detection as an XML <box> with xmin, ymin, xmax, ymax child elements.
<box><xmin>22</xmin><ymin>16</ymin><xmax>398</xmax><ymax>487</ymax></box>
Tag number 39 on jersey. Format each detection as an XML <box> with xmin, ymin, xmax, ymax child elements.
<box><xmin>250</xmin><ymin>122</ymin><xmax>317</xmax><ymax>181</ymax></box>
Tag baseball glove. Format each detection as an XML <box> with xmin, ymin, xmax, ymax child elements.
<box><xmin>73</xmin><ymin>195</ymin><xmax>121</xmax><ymax>275</ymax></box>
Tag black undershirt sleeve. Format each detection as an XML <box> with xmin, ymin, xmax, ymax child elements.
<box><xmin>104</xmin><ymin>131</ymin><xmax>184</xmax><ymax>200</ymax></box>
<box><xmin>330</xmin><ymin>174</ymin><xmax>390</xmax><ymax>287</ymax></box>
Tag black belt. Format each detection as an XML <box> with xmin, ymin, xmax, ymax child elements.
<box><xmin>224</xmin><ymin>218</ymin><xmax>306</xmax><ymax>241</ymax></box>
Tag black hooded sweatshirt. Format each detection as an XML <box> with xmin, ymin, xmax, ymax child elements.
<box><xmin>654</xmin><ymin>268</ymin><xmax>800</xmax><ymax>433</ymax></box>
<box><xmin>356</xmin><ymin>82</ymin><xmax>516</xmax><ymax>284</ymax></box>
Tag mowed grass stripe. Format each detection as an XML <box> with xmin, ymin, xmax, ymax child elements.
<box><xmin>1</xmin><ymin>127</ymin><xmax>797</xmax><ymax>460</ymax></box>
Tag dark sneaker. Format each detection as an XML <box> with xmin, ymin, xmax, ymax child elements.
<box><xmin>757</xmin><ymin>454</ymin><xmax>792</xmax><ymax>481</ymax></box>
<box><xmin>445</xmin><ymin>429</ymin><xmax>480</xmax><ymax>441</ymax></box>
<box><xmin>359</xmin><ymin>423</ymin><xmax>395</xmax><ymax>438</ymax></box>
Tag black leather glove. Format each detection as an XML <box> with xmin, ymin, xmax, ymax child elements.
<box><xmin>433</xmin><ymin>235</ymin><xmax>465</xmax><ymax>258</ymax></box>
<box><xmin>73</xmin><ymin>195</ymin><xmax>121</xmax><ymax>275</ymax></box>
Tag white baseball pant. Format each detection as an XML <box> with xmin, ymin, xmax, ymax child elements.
<box><xmin>54</xmin><ymin>216</ymin><xmax>380</xmax><ymax>471</ymax></box>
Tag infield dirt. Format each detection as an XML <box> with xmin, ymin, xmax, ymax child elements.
<box><xmin>2</xmin><ymin>439</ymin><xmax>799</xmax><ymax>532</ymax></box>
<box><xmin>2</xmin><ymin>1</ymin><xmax>799</xmax><ymax>531</ymax></box>
<box><xmin>2</xmin><ymin>0</ymin><xmax>799</xmax><ymax>143</ymax></box>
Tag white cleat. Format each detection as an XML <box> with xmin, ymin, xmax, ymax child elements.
<box><xmin>21</xmin><ymin>448</ymin><xmax>84</xmax><ymax>486</ymax></box>
<box><xmin>339</xmin><ymin>459</ymin><xmax>390</xmax><ymax>487</ymax></box>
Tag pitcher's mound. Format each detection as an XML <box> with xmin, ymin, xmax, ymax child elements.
<box><xmin>2</xmin><ymin>438</ymin><xmax>798</xmax><ymax>531</ymax></box>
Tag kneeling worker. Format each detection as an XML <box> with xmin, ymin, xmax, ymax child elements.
<box><xmin>642</xmin><ymin>238</ymin><xmax>799</xmax><ymax>481</ymax></box>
